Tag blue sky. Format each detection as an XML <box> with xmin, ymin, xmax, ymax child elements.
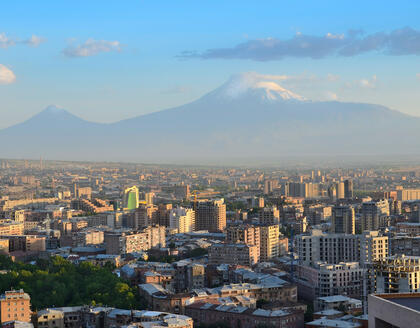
<box><xmin>1</xmin><ymin>0</ymin><xmax>420</xmax><ymax>128</ymax></box>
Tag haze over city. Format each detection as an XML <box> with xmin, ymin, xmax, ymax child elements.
<box><xmin>2</xmin><ymin>2</ymin><xmax>420</xmax><ymax>328</ymax></box>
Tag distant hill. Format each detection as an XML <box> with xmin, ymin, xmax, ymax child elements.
<box><xmin>1</xmin><ymin>73</ymin><xmax>419</xmax><ymax>163</ymax></box>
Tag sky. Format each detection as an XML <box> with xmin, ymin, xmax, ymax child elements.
<box><xmin>1</xmin><ymin>0</ymin><xmax>420</xmax><ymax>128</ymax></box>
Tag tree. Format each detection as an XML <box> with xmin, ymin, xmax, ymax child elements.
<box><xmin>0</xmin><ymin>255</ymin><xmax>145</xmax><ymax>310</ymax></box>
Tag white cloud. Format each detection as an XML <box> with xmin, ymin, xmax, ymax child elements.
<box><xmin>23</xmin><ymin>35</ymin><xmax>46</xmax><ymax>47</ymax></box>
<box><xmin>0</xmin><ymin>65</ymin><xmax>16</xmax><ymax>84</ymax></box>
<box><xmin>327</xmin><ymin>73</ymin><xmax>340</xmax><ymax>82</ymax></box>
<box><xmin>63</xmin><ymin>39</ymin><xmax>122</xmax><ymax>57</ymax></box>
<box><xmin>325</xmin><ymin>91</ymin><xmax>338</xmax><ymax>100</ymax></box>
<box><xmin>326</xmin><ymin>33</ymin><xmax>345</xmax><ymax>40</ymax></box>
<box><xmin>359</xmin><ymin>75</ymin><xmax>377</xmax><ymax>88</ymax></box>
<box><xmin>182</xmin><ymin>27</ymin><xmax>420</xmax><ymax>61</ymax></box>
<box><xmin>416</xmin><ymin>73</ymin><xmax>420</xmax><ymax>80</ymax></box>
<box><xmin>0</xmin><ymin>33</ymin><xmax>46</xmax><ymax>48</ymax></box>
<box><xmin>0</xmin><ymin>33</ymin><xmax>15</xmax><ymax>48</ymax></box>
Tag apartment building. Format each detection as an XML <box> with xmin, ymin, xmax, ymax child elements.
<box><xmin>392</xmin><ymin>236</ymin><xmax>420</xmax><ymax>256</ymax></box>
<box><xmin>373</xmin><ymin>255</ymin><xmax>420</xmax><ymax>293</ymax></box>
<box><xmin>208</xmin><ymin>243</ymin><xmax>259</xmax><ymax>266</ymax></box>
<box><xmin>0</xmin><ymin>290</ymin><xmax>31</xmax><ymax>323</ymax></box>
<box><xmin>331</xmin><ymin>205</ymin><xmax>355</xmax><ymax>234</ymax></box>
<box><xmin>195</xmin><ymin>199</ymin><xmax>226</xmax><ymax>233</ymax></box>
<box><xmin>225</xmin><ymin>224</ymin><xmax>260</xmax><ymax>258</ymax></box>
<box><xmin>295</xmin><ymin>230</ymin><xmax>388</xmax><ymax>266</ymax></box>
<box><xmin>318</xmin><ymin>262</ymin><xmax>364</xmax><ymax>299</ymax></box>
<box><xmin>186</xmin><ymin>303</ymin><xmax>304</xmax><ymax>328</ymax></box>
<box><xmin>105</xmin><ymin>225</ymin><xmax>165</xmax><ymax>255</ymax></box>
<box><xmin>259</xmin><ymin>224</ymin><xmax>280</xmax><ymax>262</ymax></box>
<box><xmin>361</xmin><ymin>200</ymin><xmax>389</xmax><ymax>231</ymax></box>
<box><xmin>258</xmin><ymin>206</ymin><xmax>280</xmax><ymax>225</ymax></box>
<box><xmin>0</xmin><ymin>221</ymin><xmax>24</xmax><ymax>236</ymax></box>
<box><xmin>169</xmin><ymin>207</ymin><xmax>195</xmax><ymax>233</ymax></box>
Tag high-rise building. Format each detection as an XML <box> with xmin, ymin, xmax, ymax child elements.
<box><xmin>10</xmin><ymin>210</ymin><xmax>25</xmax><ymax>223</ymax></box>
<box><xmin>258</xmin><ymin>206</ymin><xmax>280</xmax><ymax>225</ymax></box>
<box><xmin>296</xmin><ymin>230</ymin><xmax>388</xmax><ymax>266</ymax></box>
<box><xmin>336</xmin><ymin>182</ymin><xmax>345</xmax><ymax>200</ymax></box>
<box><xmin>361</xmin><ymin>200</ymin><xmax>389</xmax><ymax>231</ymax></box>
<box><xmin>208</xmin><ymin>243</ymin><xmax>259</xmax><ymax>266</ymax></box>
<box><xmin>145</xmin><ymin>192</ymin><xmax>154</xmax><ymax>205</ymax></box>
<box><xmin>316</xmin><ymin>262</ymin><xmax>364</xmax><ymax>299</ymax></box>
<box><xmin>374</xmin><ymin>256</ymin><xmax>420</xmax><ymax>293</ymax></box>
<box><xmin>157</xmin><ymin>203</ymin><xmax>173</xmax><ymax>227</ymax></box>
<box><xmin>169</xmin><ymin>207</ymin><xmax>196</xmax><ymax>233</ymax></box>
<box><xmin>73</xmin><ymin>184</ymin><xmax>92</xmax><ymax>199</ymax></box>
<box><xmin>226</xmin><ymin>224</ymin><xmax>261</xmax><ymax>259</ymax></box>
<box><xmin>286</xmin><ymin>182</ymin><xmax>320</xmax><ymax>198</ymax></box>
<box><xmin>259</xmin><ymin>224</ymin><xmax>280</xmax><ymax>262</ymax></box>
<box><xmin>0</xmin><ymin>290</ymin><xmax>31</xmax><ymax>323</ymax></box>
<box><xmin>344</xmin><ymin>179</ymin><xmax>353</xmax><ymax>199</ymax></box>
<box><xmin>331</xmin><ymin>205</ymin><xmax>355</xmax><ymax>234</ymax></box>
<box><xmin>134</xmin><ymin>204</ymin><xmax>158</xmax><ymax>229</ymax></box>
<box><xmin>173</xmin><ymin>184</ymin><xmax>190</xmax><ymax>199</ymax></box>
<box><xmin>0</xmin><ymin>221</ymin><xmax>24</xmax><ymax>236</ymax></box>
<box><xmin>392</xmin><ymin>236</ymin><xmax>420</xmax><ymax>256</ymax></box>
<box><xmin>143</xmin><ymin>225</ymin><xmax>166</xmax><ymax>249</ymax></box>
<box><xmin>264</xmin><ymin>179</ymin><xmax>278</xmax><ymax>194</ymax></box>
<box><xmin>396</xmin><ymin>188</ymin><xmax>420</xmax><ymax>201</ymax></box>
<box><xmin>195</xmin><ymin>199</ymin><xmax>226</xmax><ymax>232</ymax></box>
<box><xmin>104</xmin><ymin>225</ymin><xmax>165</xmax><ymax>255</ymax></box>
<box><xmin>359</xmin><ymin>231</ymin><xmax>388</xmax><ymax>265</ymax></box>
<box><xmin>226</xmin><ymin>224</ymin><xmax>261</xmax><ymax>245</ymax></box>
<box><xmin>123</xmin><ymin>186</ymin><xmax>139</xmax><ymax>210</ymax></box>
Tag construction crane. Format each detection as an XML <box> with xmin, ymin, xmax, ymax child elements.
<box><xmin>189</xmin><ymin>190</ymin><xmax>220</xmax><ymax>211</ymax></box>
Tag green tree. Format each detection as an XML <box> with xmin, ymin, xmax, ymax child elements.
<box><xmin>0</xmin><ymin>255</ymin><xmax>145</xmax><ymax>310</ymax></box>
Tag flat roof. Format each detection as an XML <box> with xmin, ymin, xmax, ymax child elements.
<box><xmin>389</xmin><ymin>297</ymin><xmax>420</xmax><ymax>312</ymax></box>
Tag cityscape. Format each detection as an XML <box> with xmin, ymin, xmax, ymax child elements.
<box><xmin>1</xmin><ymin>1</ymin><xmax>420</xmax><ymax>328</ymax></box>
<box><xmin>0</xmin><ymin>160</ymin><xmax>419</xmax><ymax>327</ymax></box>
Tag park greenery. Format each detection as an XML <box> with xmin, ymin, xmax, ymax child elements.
<box><xmin>0</xmin><ymin>255</ymin><xmax>145</xmax><ymax>310</ymax></box>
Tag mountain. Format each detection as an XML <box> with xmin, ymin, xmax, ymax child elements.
<box><xmin>1</xmin><ymin>73</ymin><xmax>420</xmax><ymax>163</ymax></box>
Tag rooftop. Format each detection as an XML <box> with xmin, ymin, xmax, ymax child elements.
<box><xmin>1</xmin><ymin>290</ymin><xmax>30</xmax><ymax>300</ymax></box>
<box><xmin>377</xmin><ymin>293</ymin><xmax>420</xmax><ymax>313</ymax></box>
<box><xmin>306</xmin><ymin>318</ymin><xmax>361</xmax><ymax>327</ymax></box>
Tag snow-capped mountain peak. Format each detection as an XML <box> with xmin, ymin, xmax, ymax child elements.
<box><xmin>43</xmin><ymin>105</ymin><xmax>67</xmax><ymax>114</ymax></box>
<box><xmin>211</xmin><ymin>72</ymin><xmax>306</xmax><ymax>102</ymax></box>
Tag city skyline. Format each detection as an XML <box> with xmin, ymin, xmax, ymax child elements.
<box><xmin>1</xmin><ymin>1</ymin><xmax>420</xmax><ymax>129</ymax></box>
<box><xmin>2</xmin><ymin>3</ymin><xmax>420</xmax><ymax>327</ymax></box>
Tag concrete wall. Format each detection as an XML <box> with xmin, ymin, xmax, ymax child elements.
<box><xmin>368</xmin><ymin>294</ymin><xmax>420</xmax><ymax>328</ymax></box>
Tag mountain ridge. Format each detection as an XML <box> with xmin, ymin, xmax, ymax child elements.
<box><xmin>1</xmin><ymin>73</ymin><xmax>419</xmax><ymax>163</ymax></box>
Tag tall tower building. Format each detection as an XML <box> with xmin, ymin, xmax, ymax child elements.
<box><xmin>195</xmin><ymin>199</ymin><xmax>226</xmax><ymax>232</ymax></box>
<box><xmin>157</xmin><ymin>203</ymin><xmax>173</xmax><ymax>227</ymax></box>
<box><xmin>331</xmin><ymin>205</ymin><xmax>355</xmax><ymax>234</ymax></box>
<box><xmin>264</xmin><ymin>180</ymin><xmax>278</xmax><ymax>194</ymax></box>
<box><xmin>361</xmin><ymin>200</ymin><xmax>389</xmax><ymax>231</ymax></box>
<box><xmin>170</xmin><ymin>207</ymin><xmax>196</xmax><ymax>233</ymax></box>
<box><xmin>286</xmin><ymin>182</ymin><xmax>320</xmax><ymax>198</ymax></box>
<box><xmin>134</xmin><ymin>204</ymin><xmax>157</xmax><ymax>229</ymax></box>
<box><xmin>336</xmin><ymin>182</ymin><xmax>345</xmax><ymax>199</ymax></box>
<box><xmin>259</xmin><ymin>224</ymin><xmax>280</xmax><ymax>262</ymax></box>
<box><xmin>258</xmin><ymin>206</ymin><xmax>280</xmax><ymax>225</ymax></box>
<box><xmin>226</xmin><ymin>224</ymin><xmax>261</xmax><ymax>260</ymax></box>
<box><xmin>344</xmin><ymin>179</ymin><xmax>353</xmax><ymax>199</ymax></box>
<box><xmin>123</xmin><ymin>186</ymin><xmax>139</xmax><ymax>210</ymax></box>
<box><xmin>145</xmin><ymin>192</ymin><xmax>154</xmax><ymax>205</ymax></box>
